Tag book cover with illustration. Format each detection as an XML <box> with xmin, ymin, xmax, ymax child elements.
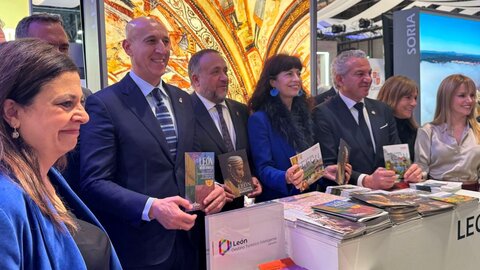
<box><xmin>350</xmin><ymin>192</ymin><xmax>417</xmax><ymax>208</ymax></box>
<box><xmin>383</xmin><ymin>144</ymin><xmax>411</xmax><ymax>179</ymax></box>
<box><xmin>428</xmin><ymin>192</ymin><xmax>479</xmax><ymax>208</ymax></box>
<box><xmin>290</xmin><ymin>143</ymin><xmax>324</xmax><ymax>192</ymax></box>
<box><xmin>218</xmin><ymin>149</ymin><xmax>254</xmax><ymax>198</ymax></box>
<box><xmin>312</xmin><ymin>199</ymin><xmax>387</xmax><ymax>222</ymax></box>
<box><xmin>336</xmin><ymin>139</ymin><xmax>351</xmax><ymax>185</ymax></box>
<box><xmin>185</xmin><ymin>152</ymin><xmax>215</xmax><ymax>211</ymax></box>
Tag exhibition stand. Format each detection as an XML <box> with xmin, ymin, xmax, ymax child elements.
<box><xmin>206</xmin><ymin>190</ymin><xmax>480</xmax><ymax>270</ymax></box>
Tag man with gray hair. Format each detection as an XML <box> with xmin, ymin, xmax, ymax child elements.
<box><xmin>313</xmin><ymin>49</ymin><xmax>423</xmax><ymax>190</ymax></box>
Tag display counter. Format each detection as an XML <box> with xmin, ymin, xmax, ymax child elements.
<box><xmin>285</xmin><ymin>190</ymin><xmax>480</xmax><ymax>270</ymax></box>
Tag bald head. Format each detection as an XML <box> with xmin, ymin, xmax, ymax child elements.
<box><xmin>126</xmin><ymin>17</ymin><xmax>163</xmax><ymax>40</ymax></box>
<box><xmin>122</xmin><ymin>16</ymin><xmax>171</xmax><ymax>86</ymax></box>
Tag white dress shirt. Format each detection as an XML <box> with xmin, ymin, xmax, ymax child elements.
<box><xmin>339</xmin><ymin>92</ymin><xmax>376</xmax><ymax>187</ymax></box>
<box><xmin>129</xmin><ymin>71</ymin><xmax>178</xmax><ymax>221</ymax></box>
<box><xmin>195</xmin><ymin>93</ymin><xmax>237</xmax><ymax>149</ymax></box>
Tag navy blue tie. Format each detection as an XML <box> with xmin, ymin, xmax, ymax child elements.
<box><xmin>354</xmin><ymin>102</ymin><xmax>374</xmax><ymax>155</ymax></box>
<box><xmin>152</xmin><ymin>88</ymin><xmax>177</xmax><ymax>158</ymax></box>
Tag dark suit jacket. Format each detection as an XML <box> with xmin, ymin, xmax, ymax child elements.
<box><xmin>79</xmin><ymin>74</ymin><xmax>195</xmax><ymax>268</ymax></box>
<box><xmin>312</xmin><ymin>95</ymin><xmax>400</xmax><ymax>185</ymax></box>
<box><xmin>314</xmin><ymin>87</ymin><xmax>336</xmax><ymax>105</ymax></box>
<box><xmin>191</xmin><ymin>92</ymin><xmax>250</xmax><ymax>211</ymax></box>
<box><xmin>190</xmin><ymin>93</ymin><xmax>251</xmax><ymax>270</ymax></box>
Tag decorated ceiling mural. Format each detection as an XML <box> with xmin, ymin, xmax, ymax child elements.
<box><xmin>104</xmin><ymin>0</ymin><xmax>310</xmax><ymax>103</ymax></box>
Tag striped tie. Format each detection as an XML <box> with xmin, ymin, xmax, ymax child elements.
<box><xmin>215</xmin><ymin>104</ymin><xmax>235</xmax><ymax>152</ymax></box>
<box><xmin>152</xmin><ymin>88</ymin><xmax>177</xmax><ymax>158</ymax></box>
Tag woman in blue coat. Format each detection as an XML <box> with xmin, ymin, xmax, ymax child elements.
<box><xmin>0</xmin><ymin>39</ymin><xmax>122</xmax><ymax>269</ymax></box>
<box><xmin>248</xmin><ymin>54</ymin><xmax>349</xmax><ymax>201</ymax></box>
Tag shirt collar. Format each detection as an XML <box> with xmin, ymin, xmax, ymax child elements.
<box><xmin>195</xmin><ymin>92</ymin><xmax>227</xmax><ymax>111</ymax></box>
<box><xmin>439</xmin><ymin>122</ymin><xmax>471</xmax><ymax>134</ymax></box>
<box><xmin>339</xmin><ymin>91</ymin><xmax>364</xmax><ymax>110</ymax></box>
<box><xmin>129</xmin><ymin>70</ymin><xmax>165</xmax><ymax>97</ymax></box>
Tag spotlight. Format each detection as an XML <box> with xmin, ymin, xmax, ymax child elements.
<box><xmin>359</xmin><ymin>18</ymin><xmax>373</xmax><ymax>29</ymax></box>
<box><xmin>331</xmin><ymin>24</ymin><xmax>346</xmax><ymax>33</ymax></box>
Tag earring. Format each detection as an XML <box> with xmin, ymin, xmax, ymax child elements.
<box><xmin>297</xmin><ymin>89</ymin><xmax>304</xmax><ymax>96</ymax></box>
<box><xmin>269</xmin><ymin>88</ymin><xmax>279</xmax><ymax>97</ymax></box>
<box><xmin>12</xmin><ymin>128</ymin><xmax>19</xmax><ymax>139</ymax></box>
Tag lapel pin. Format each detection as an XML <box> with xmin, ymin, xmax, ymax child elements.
<box><xmin>179</xmin><ymin>98</ymin><xmax>183</xmax><ymax>103</ymax></box>
<box><xmin>236</xmin><ymin>111</ymin><xmax>239</xmax><ymax>116</ymax></box>
<box><xmin>371</xmin><ymin>111</ymin><xmax>376</xmax><ymax>115</ymax></box>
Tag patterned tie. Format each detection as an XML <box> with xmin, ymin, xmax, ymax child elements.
<box><xmin>215</xmin><ymin>104</ymin><xmax>235</xmax><ymax>152</ymax></box>
<box><xmin>152</xmin><ymin>88</ymin><xmax>177</xmax><ymax>158</ymax></box>
<box><xmin>353</xmin><ymin>102</ymin><xmax>374</xmax><ymax>155</ymax></box>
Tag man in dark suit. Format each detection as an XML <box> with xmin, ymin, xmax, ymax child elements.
<box><xmin>314</xmin><ymin>86</ymin><xmax>336</xmax><ymax>105</ymax></box>
<box><xmin>188</xmin><ymin>49</ymin><xmax>261</xmax><ymax>269</ymax></box>
<box><xmin>189</xmin><ymin>49</ymin><xmax>262</xmax><ymax>209</ymax></box>
<box><xmin>15</xmin><ymin>13</ymin><xmax>92</xmax><ymax>100</ymax></box>
<box><xmin>313</xmin><ymin>49</ymin><xmax>422</xmax><ymax>190</ymax></box>
<box><xmin>79</xmin><ymin>17</ymin><xmax>226</xmax><ymax>269</ymax></box>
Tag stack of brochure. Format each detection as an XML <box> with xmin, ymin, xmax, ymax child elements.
<box><xmin>311</xmin><ymin>199</ymin><xmax>392</xmax><ymax>234</ymax></box>
<box><xmin>296</xmin><ymin>212</ymin><xmax>366</xmax><ymax>240</ymax></box>
<box><xmin>350</xmin><ymin>192</ymin><xmax>421</xmax><ymax>224</ymax></box>
<box><xmin>326</xmin><ymin>184</ymin><xmax>371</xmax><ymax>198</ymax></box>
<box><xmin>410</xmin><ymin>180</ymin><xmax>462</xmax><ymax>193</ymax></box>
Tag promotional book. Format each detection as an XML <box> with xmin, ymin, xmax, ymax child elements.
<box><xmin>383</xmin><ymin>144</ymin><xmax>411</xmax><ymax>179</ymax></box>
<box><xmin>289</xmin><ymin>143</ymin><xmax>324</xmax><ymax>192</ymax></box>
<box><xmin>185</xmin><ymin>152</ymin><xmax>215</xmax><ymax>211</ymax></box>
<box><xmin>428</xmin><ymin>192</ymin><xmax>479</xmax><ymax>209</ymax></box>
<box><xmin>218</xmin><ymin>149</ymin><xmax>254</xmax><ymax>198</ymax></box>
<box><xmin>336</xmin><ymin>139</ymin><xmax>351</xmax><ymax>185</ymax></box>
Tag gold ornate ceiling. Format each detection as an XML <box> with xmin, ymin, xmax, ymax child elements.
<box><xmin>104</xmin><ymin>0</ymin><xmax>310</xmax><ymax>103</ymax></box>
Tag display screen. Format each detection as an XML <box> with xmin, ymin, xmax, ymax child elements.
<box><xmin>419</xmin><ymin>12</ymin><xmax>480</xmax><ymax>124</ymax></box>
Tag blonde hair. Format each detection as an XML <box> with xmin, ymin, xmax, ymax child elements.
<box><xmin>0</xmin><ymin>39</ymin><xmax>77</xmax><ymax>232</ymax></box>
<box><xmin>377</xmin><ymin>75</ymin><xmax>419</xmax><ymax>129</ymax></box>
<box><xmin>432</xmin><ymin>74</ymin><xmax>480</xmax><ymax>143</ymax></box>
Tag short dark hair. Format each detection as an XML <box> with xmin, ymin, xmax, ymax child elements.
<box><xmin>15</xmin><ymin>13</ymin><xmax>65</xmax><ymax>39</ymax></box>
<box><xmin>188</xmin><ymin>49</ymin><xmax>221</xmax><ymax>80</ymax></box>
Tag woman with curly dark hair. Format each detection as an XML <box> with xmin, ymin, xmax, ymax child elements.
<box><xmin>247</xmin><ymin>54</ymin><xmax>349</xmax><ymax>201</ymax></box>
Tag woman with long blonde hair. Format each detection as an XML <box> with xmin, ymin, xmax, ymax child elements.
<box><xmin>415</xmin><ymin>74</ymin><xmax>480</xmax><ymax>190</ymax></box>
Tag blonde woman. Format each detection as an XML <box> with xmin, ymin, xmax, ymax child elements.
<box><xmin>415</xmin><ymin>74</ymin><xmax>480</xmax><ymax>191</ymax></box>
